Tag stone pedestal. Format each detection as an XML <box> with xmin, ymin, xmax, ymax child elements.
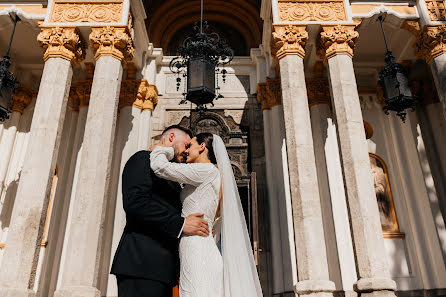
<box><xmin>320</xmin><ymin>24</ymin><xmax>396</xmax><ymax>297</ymax></box>
<box><xmin>273</xmin><ymin>24</ymin><xmax>335</xmax><ymax>297</ymax></box>
<box><xmin>0</xmin><ymin>57</ymin><xmax>75</xmax><ymax>297</ymax></box>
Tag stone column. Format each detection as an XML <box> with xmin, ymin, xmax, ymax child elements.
<box><xmin>136</xmin><ymin>83</ymin><xmax>157</xmax><ymax>150</ymax></box>
<box><xmin>272</xmin><ymin>25</ymin><xmax>335</xmax><ymax>297</ymax></box>
<box><xmin>415</xmin><ymin>25</ymin><xmax>446</xmax><ymax>119</ymax></box>
<box><xmin>54</xmin><ymin>26</ymin><xmax>133</xmax><ymax>297</ymax></box>
<box><xmin>0</xmin><ymin>87</ymin><xmax>32</xmax><ymax>197</ymax></box>
<box><xmin>320</xmin><ymin>25</ymin><xmax>396</xmax><ymax>297</ymax></box>
<box><xmin>0</xmin><ymin>27</ymin><xmax>84</xmax><ymax>297</ymax></box>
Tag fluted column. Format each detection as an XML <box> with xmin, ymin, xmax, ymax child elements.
<box><xmin>0</xmin><ymin>27</ymin><xmax>84</xmax><ymax>297</ymax></box>
<box><xmin>272</xmin><ymin>24</ymin><xmax>335</xmax><ymax>297</ymax></box>
<box><xmin>319</xmin><ymin>25</ymin><xmax>396</xmax><ymax>297</ymax></box>
<box><xmin>415</xmin><ymin>25</ymin><xmax>446</xmax><ymax>119</ymax></box>
<box><xmin>0</xmin><ymin>87</ymin><xmax>33</xmax><ymax>197</ymax></box>
<box><xmin>54</xmin><ymin>26</ymin><xmax>134</xmax><ymax>297</ymax></box>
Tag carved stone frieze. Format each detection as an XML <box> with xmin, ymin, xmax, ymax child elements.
<box><xmin>49</xmin><ymin>1</ymin><xmax>123</xmax><ymax>24</ymax></box>
<box><xmin>119</xmin><ymin>80</ymin><xmax>158</xmax><ymax>111</ymax></box>
<box><xmin>319</xmin><ymin>25</ymin><xmax>359</xmax><ymax>60</ymax></box>
<box><xmin>415</xmin><ymin>25</ymin><xmax>446</xmax><ymax>63</ymax></box>
<box><xmin>10</xmin><ymin>86</ymin><xmax>33</xmax><ymax>114</ymax></box>
<box><xmin>272</xmin><ymin>25</ymin><xmax>308</xmax><ymax>59</ymax></box>
<box><xmin>37</xmin><ymin>27</ymin><xmax>85</xmax><ymax>63</ymax></box>
<box><xmin>306</xmin><ymin>78</ymin><xmax>330</xmax><ymax>107</ymax></box>
<box><xmin>425</xmin><ymin>0</ymin><xmax>446</xmax><ymax>21</ymax></box>
<box><xmin>277</xmin><ymin>0</ymin><xmax>346</xmax><ymax>22</ymax></box>
<box><xmin>89</xmin><ymin>26</ymin><xmax>134</xmax><ymax>61</ymax></box>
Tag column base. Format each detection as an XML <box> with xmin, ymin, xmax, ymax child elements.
<box><xmin>295</xmin><ymin>280</ymin><xmax>336</xmax><ymax>297</ymax></box>
<box><xmin>354</xmin><ymin>278</ymin><xmax>397</xmax><ymax>297</ymax></box>
<box><xmin>0</xmin><ymin>288</ymin><xmax>36</xmax><ymax>297</ymax></box>
<box><xmin>54</xmin><ymin>286</ymin><xmax>100</xmax><ymax>297</ymax></box>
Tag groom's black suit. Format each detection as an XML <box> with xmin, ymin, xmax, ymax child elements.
<box><xmin>111</xmin><ymin>150</ymin><xmax>184</xmax><ymax>296</ymax></box>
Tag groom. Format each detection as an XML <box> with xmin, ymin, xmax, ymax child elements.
<box><xmin>111</xmin><ymin>125</ymin><xmax>210</xmax><ymax>297</ymax></box>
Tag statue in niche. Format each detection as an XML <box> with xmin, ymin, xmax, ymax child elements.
<box><xmin>369</xmin><ymin>154</ymin><xmax>398</xmax><ymax>232</ymax></box>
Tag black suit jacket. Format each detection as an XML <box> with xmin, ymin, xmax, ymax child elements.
<box><xmin>111</xmin><ymin>150</ymin><xmax>184</xmax><ymax>285</ymax></box>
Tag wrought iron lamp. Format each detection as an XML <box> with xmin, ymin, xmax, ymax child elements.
<box><xmin>169</xmin><ymin>0</ymin><xmax>234</xmax><ymax>110</ymax></box>
<box><xmin>378</xmin><ymin>15</ymin><xmax>416</xmax><ymax>122</ymax></box>
<box><xmin>0</xmin><ymin>13</ymin><xmax>19</xmax><ymax>122</ymax></box>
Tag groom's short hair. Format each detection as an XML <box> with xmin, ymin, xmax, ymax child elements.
<box><xmin>162</xmin><ymin>125</ymin><xmax>193</xmax><ymax>139</ymax></box>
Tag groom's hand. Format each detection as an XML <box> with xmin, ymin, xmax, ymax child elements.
<box><xmin>183</xmin><ymin>213</ymin><xmax>210</xmax><ymax>237</ymax></box>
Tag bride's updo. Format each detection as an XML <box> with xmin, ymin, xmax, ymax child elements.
<box><xmin>196</xmin><ymin>132</ymin><xmax>217</xmax><ymax>164</ymax></box>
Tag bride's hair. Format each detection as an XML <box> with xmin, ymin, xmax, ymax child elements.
<box><xmin>196</xmin><ymin>133</ymin><xmax>217</xmax><ymax>164</ymax></box>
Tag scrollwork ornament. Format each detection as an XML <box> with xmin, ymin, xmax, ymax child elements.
<box><xmin>50</xmin><ymin>2</ymin><xmax>123</xmax><ymax>24</ymax></box>
<box><xmin>415</xmin><ymin>25</ymin><xmax>446</xmax><ymax>63</ymax></box>
<box><xmin>89</xmin><ymin>26</ymin><xmax>134</xmax><ymax>61</ymax></box>
<box><xmin>272</xmin><ymin>25</ymin><xmax>308</xmax><ymax>60</ymax></box>
<box><xmin>320</xmin><ymin>25</ymin><xmax>359</xmax><ymax>60</ymax></box>
<box><xmin>278</xmin><ymin>1</ymin><xmax>346</xmax><ymax>22</ymax></box>
<box><xmin>37</xmin><ymin>27</ymin><xmax>85</xmax><ymax>63</ymax></box>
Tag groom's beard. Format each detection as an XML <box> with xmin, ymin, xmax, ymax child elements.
<box><xmin>172</xmin><ymin>143</ymin><xmax>187</xmax><ymax>163</ymax></box>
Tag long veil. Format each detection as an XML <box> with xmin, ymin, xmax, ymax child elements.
<box><xmin>212</xmin><ymin>134</ymin><xmax>263</xmax><ymax>297</ymax></box>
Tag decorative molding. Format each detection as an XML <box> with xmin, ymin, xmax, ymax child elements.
<box><xmin>37</xmin><ymin>27</ymin><xmax>85</xmax><ymax>63</ymax></box>
<box><xmin>119</xmin><ymin>80</ymin><xmax>158</xmax><ymax>111</ymax></box>
<box><xmin>319</xmin><ymin>24</ymin><xmax>359</xmax><ymax>60</ymax></box>
<box><xmin>49</xmin><ymin>1</ymin><xmax>124</xmax><ymax>24</ymax></box>
<box><xmin>415</xmin><ymin>25</ymin><xmax>446</xmax><ymax>63</ymax></box>
<box><xmin>400</xmin><ymin>20</ymin><xmax>421</xmax><ymax>36</ymax></box>
<box><xmin>272</xmin><ymin>25</ymin><xmax>308</xmax><ymax>59</ymax></box>
<box><xmin>89</xmin><ymin>26</ymin><xmax>134</xmax><ymax>61</ymax></box>
<box><xmin>306</xmin><ymin>78</ymin><xmax>331</xmax><ymax>107</ymax></box>
<box><xmin>11</xmin><ymin>86</ymin><xmax>33</xmax><ymax>114</ymax></box>
<box><xmin>277</xmin><ymin>0</ymin><xmax>346</xmax><ymax>22</ymax></box>
<box><xmin>425</xmin><ymin>0</ymin><xmax>446</xmax><ymax>22</ymax></box>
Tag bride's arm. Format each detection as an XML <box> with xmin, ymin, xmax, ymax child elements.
<box><xmin>150</xmin><ymin>146</ymin><xmax>216</xmax><ymax>186</ymax></box>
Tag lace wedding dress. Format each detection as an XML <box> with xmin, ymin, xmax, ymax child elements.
<box><xmin>150</xmin><ymin>146</ymin><xmax>223</xmax><ymax>297</ymax></box>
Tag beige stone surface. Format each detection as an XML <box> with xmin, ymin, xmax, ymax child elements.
<box><xmin>0</xmin><ymin>112</ymin><xmax>21</xmax><ymax>196</ymax></box>
<box><xmin>430</xmin><ymin>54</ymin><xmax>446</xmax><ymax>119</ymax></box>
<box><xmin>326</xmin><ymin>54</ymin><xmax>395</xmax><ymax>292</ymax></box>
<box><xmin>0</xmin><ymin>57</ymin><xmax>73</xmax><ymax>297</ymax></box>
<box><xmin>55</xmin><ymin>56</ymin><xmax>123</xmax><ymax>297</ymax></box>
<box><xmin>278</xmin><ymin>54</ymin><xmax>334</xmax><ymax>292</ymax></box>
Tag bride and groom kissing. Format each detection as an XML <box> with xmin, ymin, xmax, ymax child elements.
<box><xmin>111</xmin><ymin>125</ymin><xmax>263</xmax><ymax>297</ymax></box>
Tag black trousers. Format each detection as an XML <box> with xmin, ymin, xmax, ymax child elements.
<box><xmin>117</xmin><ymin>276</ymin><xmax>172</xmax><ymax>297</ymax></box>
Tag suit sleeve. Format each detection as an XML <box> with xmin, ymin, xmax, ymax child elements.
<box><xmin>122</xmin><ymin>151</ymin><xmax>185</xmax><ymax>240</ymax></box>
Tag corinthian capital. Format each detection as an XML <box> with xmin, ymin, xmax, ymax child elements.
<box><xmin>89</xmin><ymin>26</ymin><xmax>134</xmax><ymax>61</ymax></box>
<box><xmin>415</xmin><ymin>25</ymin><xmax>446</xmax><ymax>63</ymax></box>
<box><xmin>272</xmin><ymin>25</ymin><xmax>308</xmax><ymax>60</ymax></box>
<box><xmin>37</xmin><ymin>27</ymin><xmax>85</xmax><ymax>63</ymax></box>
<box><xmin>11</xmin><ymin>86</ymin><xmax>33</xmax><ymax>114</ymax></box>
<box><xmin>320</xmin><ymin>25</ymin><xmax>359</xmax><ymax>60</ymax></box>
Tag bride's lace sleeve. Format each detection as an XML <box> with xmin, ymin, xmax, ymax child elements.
<box><xmin>150</xmin><ymin>146</ymin><xmax>217</xmax><ymax>186</ymax></box>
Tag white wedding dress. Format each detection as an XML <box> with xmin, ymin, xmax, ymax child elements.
<box><xmin>150</xmin><ymin>146</ymin><xmax>224</xmax><ymax>297</ymax></box>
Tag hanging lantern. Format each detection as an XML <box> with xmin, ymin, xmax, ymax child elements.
<box><xmin>377</xmin><ymin>16</ymin><xmax>416</xmax><ymax>122</ymax></box>
<box><xmin>169</xmin><ymin>2</ymin><xmax>233</xmax><ymax>110</ymax></box>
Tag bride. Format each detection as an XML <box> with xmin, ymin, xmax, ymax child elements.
<box><xmin>150</xmin><ymin>133</ymin><xmax>263</xmax><ymax>297</ymax></box>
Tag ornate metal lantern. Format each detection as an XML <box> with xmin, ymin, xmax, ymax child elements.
<box><xmin>169</xmin><ymin>1</ymin><xmax>233</xmax><ymax>110</ymax></box>
<box><xmin>378</xmin><ymin>16</ymin><xmax>416</xmax><ymax>122</ymax></box>
<box><xmin>0</xmin><ymin>13</ymin><xmax>19</xmax><ymax>122</ymax></box>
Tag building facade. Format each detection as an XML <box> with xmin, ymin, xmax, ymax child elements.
<box><xmin>0</xmin><ymin>1</ymin><xmax>445</xmax><ymax>297</ymax></box>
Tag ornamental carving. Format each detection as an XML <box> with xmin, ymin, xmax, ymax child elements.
<box><xmin>400</xmin><ymin>20</ymin><xmax>421</xmax><ymax>36</ymax></box>
<box><xmin>306</xmin><ymin>78</ymin><xmax>330</xmax><ymax>106</ymax></box>
<box><xmin>119</xmin><ymin>80</ymin><xmax>158</xmax><ymax>111</ymax></box>
<box><xmin>11</xmin><ymin>86</ymin><xmax>33</xmax><ymax>114</ymax></box>
<box><xmin>425</xmin><ymin>0</ymin><xmax>446</xmax><ymax>21</ymax></box>
<box><xmin>49</xmin><ymin>1</ymin><xmax>123</xmax><ymax>24</ymax></box>
<box><xmin>37</xmin><ymin>27</ymin><xmax>85</xmax><ymax>63</ymax></box>
<box><xmin>320</xmin><ymin>25</ymin><xmax>359</xmax><ymax>59</ymax></box>
<box><xmin>257</xmin><ymin>78</ymin><xmax>282</xmax><ymax>110</ymax></box>
<box><xmin>278</xmin><ymin>0</ymin><xmax>346</xmax><ymax>22</ymax></box>
<box><xmin>272</xmin><ymin>25</ymin><xmax>308</xmax><ymax>59</ymax></box>
<box><xmin>415</xmin><ymin>25</ymin><xmax>446</xmax><ymax>63</ymax></box>
<box><xmin>70</xmin><ymin>80</ymin><xmax>93</xmax><ymax>110</ymax></box>
<box><xmin>89</xmin><ymin>26</ymin><xmax>134</xmax><ymax>61</ymax></box>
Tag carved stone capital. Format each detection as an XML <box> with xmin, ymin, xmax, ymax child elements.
<box><xmin>415</xmin><ymin>25</ymin><xmax>446</xmax><ymax>63</ymax></box>
<box><xmin>306</xmin><ymin>78</ymin><xmax>331</xmax><ymax>107</ymax></box>
<box><xmin>257</xmin><ymin>78</ymin><xmax>282</xmax><ymax>110</ymax></box>
<box><xmin>320</xmin><ymin>25</ymin><xmax>359</xmax><ymax>60</ymax></box>
<box><xmin>70</xmin><ymin>80</ymin><xmax>93</xmax><ymax>110</ymax></box>
<box><xmin>272</xmin><ymin>25</ymin><xmax>308</xmax><ymax>60</ymax></box>
<box><xmin>119</xmin><ymin>80</ymin><xmax>158</xmax><ymax>111</ymax></box>
<box><xmin>89</xmin><ymin>26</ymin><xmax>134</xmax><ymax>61</ymax></box>
<box><xmin>37</xmin><ymin>27</ymin><xmax>85</xmax><ymax>63</ymax></box>
<box><xmin>11</xmin><ymin>86</ymin><xmax>33</xmax><ymax>114</ymax></box>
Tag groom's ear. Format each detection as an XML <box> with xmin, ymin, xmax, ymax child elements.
<box><xmin>168</xmin><ymin>132</ymin><xmax>175</xmax><ymax>143</ymax></box>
